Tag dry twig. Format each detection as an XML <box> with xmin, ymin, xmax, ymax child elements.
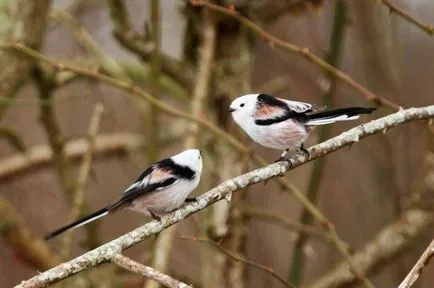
<box><xmin>189</xmin><ymin>0</ymin><xmax>401</xmax><ymax>111</ymax></box>
<box><xmin>398</xmin><ymin>239</ymin><xmax>434</xmax><ymax>288</ymax></box>
<box><xmin>379</xmin><ymin>0</ymin><xmax>434</xmax><ymax>36</ymax></box>
<box><xmin>181</xmin><ymin>236</ymin><xmax>295</xmax><ymax>288</ymax></box>
<box><xmin>112</xmin><ymin>254</ymin><xmax>192</xmax><ymax>288</ymax></box>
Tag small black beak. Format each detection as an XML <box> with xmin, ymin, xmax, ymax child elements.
<box><xmin>228</xmin><ymin>108</ymin><xmax>236</xmax><ymax>113</ymax></box>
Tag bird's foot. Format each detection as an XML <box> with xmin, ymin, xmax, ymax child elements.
<box><xmin>149</xmin><ymin>210</ymin><xmax>161</xmax><ymax>221</ymax></box>
<box><xmin>297</xmin><ymin>144</ymin><xmax>310</xmax><ymax>159</ymax></box>
<box><xmin>185</xmin><ymin>197</ymin><xmax>199</xmax><ymax>204</ymax></box>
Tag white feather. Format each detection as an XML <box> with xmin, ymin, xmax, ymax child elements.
<box><xmin>279</xmin><ymin>98</ymin><xmax>312</xmax><ymax>113</ymax></box>
<box><xmin>73</xmin><ymin>211</ymin><xmax>109</xmax><ymax>229</ymax></box>
<box><xmin>306</xmin><ymin>115</ymin><xmax>360</xmax><ymax>125</ymax></box>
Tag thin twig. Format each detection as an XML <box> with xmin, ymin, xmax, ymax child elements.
<box><xmin>61</xmin><ymin>104</ymin><xmax>104</xmax><ymax>257</ymax></box>
<box><xmin>180</xmin><ymin>236</ymin><xmax>295</xmax><ymax>288</ymax></box>
<box><xmin>242</xmin><ymin>205</ymin><xmax>330</xmax><ymax>241</ymax></box>
<box><xmin>15</xmin><ymin>105</ymin><xmax>434</xmax><ymax>288</ymax></box>
<box><xmin>112</xmin><ymin>254</ymin><xmax>192</xmax><ymax>288</ymax></box>
<box><xmin>398</xmin><ymin>239</ymin><xmax>434</xmax><ymax>288</ymax></box>
<box><xmin>380</xmin><ymin>0</ymin><xmax>434</xmax><ymax>37</ymax></box>
<box><xmin>189</xmin><ymin>0</ymin><xmax>401</xmax><ymax>111</ymax></box>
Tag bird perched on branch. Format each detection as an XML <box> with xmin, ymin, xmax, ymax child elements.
<box><xmin>45</xmin><ymin>149</ymin><xmax>203</xmax><ymax>240</ymax></box>
<box><xmin>229</xmin><ymin>93</ymin><xmax>375</xmax><ymax>161</ymax></box>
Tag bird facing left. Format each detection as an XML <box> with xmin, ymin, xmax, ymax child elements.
<box><xmin>44</xmin><ymin>149</ymin><xmax>203</xmax><ymax>240</ymax></box>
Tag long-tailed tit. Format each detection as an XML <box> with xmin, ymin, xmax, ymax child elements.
<box><xmin>229</xmin><ymin>93</ymin><xmax>375</xmax><ymax>161</ymax></box>
<box><xmin>45</xmin><ymin>149</ymin><xmax>203</xmax><ymax>240</ymax></box>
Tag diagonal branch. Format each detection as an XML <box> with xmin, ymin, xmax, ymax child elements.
<box><xmin>398</xmin><ymin>239</ymin><xmax>434</xmax><ymax>288</ymax></box>
<box><xmin>189</xmin><ymin>0</ymin><xmax>400</xmax><ymax>111</ymax></box>
<box><xmin>180</xmin><ymin>236</ymin><xmax>294</xmax><ymax>288</ymax></box>
<box><xmin>112</xmin><ymin>254</ymin><xmax>192</xmax><ymax>288</ymax></box>
<box><xmin>379</xmin><ymin>0</ymin><xmax>434</xmax><ymax>37</ymax></box>
<box><xmin>305</xmin><ymin>209</ymin><xmax>433</xmax><ymax>288</ymax></box>
<box><xmin>15</xmin><ymin>105</ymin><xmax>434</xmax><ymax>288</ymax></box>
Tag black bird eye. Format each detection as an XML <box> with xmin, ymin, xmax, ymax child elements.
<box><xmin>240</xmin><ymin>103</ymin><xmax>245</xmax><ymax>107</ymax></box>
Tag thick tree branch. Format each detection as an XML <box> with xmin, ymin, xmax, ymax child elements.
<box><xmin>112</xmin><ymin>254</ymin><xmax>192</xmax><ymax>288</ymax></box>
<box><xmin>398</xmin><ymin>239</ymin><xmax>434</xmax><ymax>288</ymax></box>
<box><xmin>15</xmin><ymin>105</ymin><xmax>434</xmax><ymax>288</ymax></box>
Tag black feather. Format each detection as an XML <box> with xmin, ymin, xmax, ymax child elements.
<box><xmin>304</xmin><ymin>107</ymin><xmax>376</xmax><ymax>121</ymax></box>
<box><xmin>44</xmin><ymin>207</ymin><xmax>108</xmax><ymax>240</ymax></box>
<box><xmin>108</xmin><ymin>177</ymin><xmax>177</xmax><ymax>211</ymax></box>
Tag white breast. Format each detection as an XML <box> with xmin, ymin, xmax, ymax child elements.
<box><xmin>128</xmin><ymin>177</ymin><xmax>200</xmax><ymax>217</ymax></box>
<box><xmin>249</xmin><ymin>119</ymin><xmax>309</xmax><ymax>151</ymax></box>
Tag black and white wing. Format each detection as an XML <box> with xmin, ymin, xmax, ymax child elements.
<box><xmin>254</xmin><ymin>93</ymin><xmax>311</xmax><ymax>125</ymax></box>
<box><xmin>278</xmin><ymin>98</ymin><xmax>312</xmax><ymax>113</ymax></box>
<box><xmin>108</xmin><ymin>159</ymin><xmax>180</xmax><ymax>211</ymax></box>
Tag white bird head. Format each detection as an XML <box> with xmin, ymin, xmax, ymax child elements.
<box><xmin>228</xmin><ymin>94</ymin><xmax>259</xmax><ymax>129</ymax></box>
<box><xmin>171</xmin><ymin>149</ymin><xmax>203</xmax><ymax>175</ymax></box>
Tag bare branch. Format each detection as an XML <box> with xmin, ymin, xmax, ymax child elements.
<box><xmin>15</xmin><ymin>105</ymin><xmax>434</xmax><ymax>288</ymax></box>
<box><xmin>112</xmin><ymin>254</ymin><xmax>192</xmax><ymax>288</ymax></box>
<box><xmin>189</xmin><ymin>0</ymin><xmax>400</xmax><ymax>111</ymax></box>
<box><xmin>180</xmin><ymin>236</ymin><xmax>295</xmax><ymax>288</ymax></box>
<box><xmin>379</xmin><ymin>0</ymin><xmax>434</xmax><ymax>37</ymax></box>
<box><xmin>305</xmin><ymin>209</ymin><xmax>434</xmax><ymax>288</ymax></box>
<box><xmin>398</xmin><ymin>239</ymin><xmax>434</xmax><ymax>288</ymax></box>
<box><xmin>0</xmin><ymin>133</ymin><xmax>144</xmax><ymax>182</ymax></box>
<box><xmin>61</xmin><ymin>104</ymin><xmax>104</xmax><ymax>257</ymax></box>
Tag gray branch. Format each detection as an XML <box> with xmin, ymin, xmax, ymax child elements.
<box><xmin>112</xmin><ymin>254</ymin><xmax>192</xmax><ymax>288</ymax></box>
<box><xmin>398</xmin><ymin>239</ymin><xmax>434</xmax><ymax>288</ymax></box>
<box><xmin>15</xmin><ymin>105</ymin><xmax>434</xmax><ymax>288</ymax></box>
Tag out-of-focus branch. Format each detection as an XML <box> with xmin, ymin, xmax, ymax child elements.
<box><xmin>398</xmin><ymin>239</ymin><xmax>434</xmax><ymax>288</ymax></box>
<box><xmin>306</xmin><ymin>209</ymin><xmax>434</xmax><ymax>288</ymax></box>
<box><xmin>289</xmin><ymin>1</ymin><xmax>348</xmax><ymax>285</ymax></box>
<box><xmin>146</xmin><ymin>5</ymin><xmax>216</xmax><ymax>288</ymax></box>
<box><xmin>0</xmin><ymin>126</ymin><xmax>26</xmax><ymax>152</ymax></box>
<box><xmin>16</xmin><ymin>105</ymin><xmax>434</xmax><ymax>288</ymax></box>
<box><xmin>106</xmin><ymin>0</ymin><xmax>195</xmax><ymax>89</ymax></box>
<box><xmin>146</xmin><ymin>0</ymin><xmax>162</xmax><ymax>163</ymax></box>
<box><xmin>0</xmin><ymin>43</ymin><xmax>248</xmax><ymax>153</ymax></box>
<box><xmin>0</xmin><ymin>0</ymin><xmax>51</xmax><ymax>119</ymax></box>
<box><xmin>50</xmin><ymin>8</ymin><xmax>130</xmax><ymax>81</ymax></box>
<box><xmin>189</xmin><ymin>0</ymin><xmax>401</xmax><ymax>111</ymax></box>
<box><xmin>61</xmin><ymin>104</ymin><xmax>104</xmax><ymax>257</ymax></box>
<box><xmin>34</xmin><ymin>67</ymin><xmax>76</xmax><ymax>200</ymax></box>
<box><xmin>0</xmin><ymin>133</ymin><xmax>144</xmax><ymax>182</ymax></box>
<box><xmin>181</xmin><ymin>236</ymin><xmax>294</xmax><ymax>288</ymax></box>
<box><xmin>379</xmin><ymin>0</ymin><xmax>434</xmax><ymax>37</ymax></box>
<box><xmin>242</xmin><ymin>206</ymin><xmax>329</xmax><ymax>241</ymax></box>
<box><xmin>112</xmin><ymin>254</ymin><xmax>192</xmax><ymax>288</ymax></box>
<box><xmin>0</xmin><ymin>196</ymin><xmax>61</xmax><ymax>270</ymax></box>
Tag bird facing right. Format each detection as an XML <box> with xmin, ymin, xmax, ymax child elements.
<box><xmin>229</xmin><ymin>93</ymin><xmax>375</xmax><ymax>161</ymax></box>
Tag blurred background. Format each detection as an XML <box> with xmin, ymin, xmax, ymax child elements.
<box><xmin>0</xmin><ymin>0</ymin><xmax>433</xmax><ymax>287</ymax></box>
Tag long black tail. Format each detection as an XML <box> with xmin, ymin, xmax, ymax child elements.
<box><xmin>304</xmin><ymin>107</ymin><xmax>375</xmax><ymax>126</ymax></box>
<box><xmin>44</xmin><ymin>207</ymin><xmax>109</xmax><ymax>240</ymax></box>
